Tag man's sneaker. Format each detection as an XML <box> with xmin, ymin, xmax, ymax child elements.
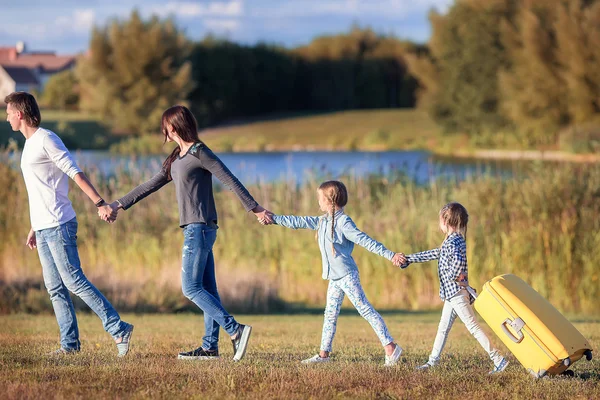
<box><xmin>231</xmin><ymin>324</ymin><xmax>252</xmax><ymax>362</ymax></box>
<box><xmin>489</xmin><ymin>357</ymin><xmax>509</xmax><ymax>374</ymax></box>
<box><xmin>47</xmin><ymin>347</ymin><xmax>79</xmax><ymax>356</ymax></box>
<box><xmin>301</xmin><ymin>354</ymin><xmax>331</xmax><ymax>364</ymax></box>
<box><xmin>116</xmin><ymin>324</ymin><xmax>134</xmax><ymax>357</ymax></box>
<box><xmin>178</xmin><ymin>347</ymin><xmax>220</xmax><ymax>360</ymax></box>
<box><xmin>416</xmin><ymin>362</ymin><xmax>433</xmax><ymax>370</ymax></box>
<box><xmin>384</xmin><ymin>344</ymin><xmax>403</xmax><ymax>366</ymax></box>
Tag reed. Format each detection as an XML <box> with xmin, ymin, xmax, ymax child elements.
<box><xmin>1</xmin><ymin>154</ymin><xmax>598</xmax><ymax>314</ymax></box>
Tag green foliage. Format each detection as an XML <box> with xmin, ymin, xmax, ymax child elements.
<box><xmin>499</xmin><ymin>0</ymin><xmax>600</xmax><ymax>145</ymax></box>
<box><xmin>76</xmin><ymin>10</ymin><xmax>193</xmax><ymax>135</ymax></box>
<box><xmin>408</xmin><ymin>1</ymin><xmax>514</xmax><ymax>134</ymax></box>
<box><xmin>408</xmin><ymin>0</ymin><xmax>600</xmax><ymax>149</ymax></box>
<box><xmin>109</xmin><ymin>134</ymin><xmax>172</xmax><ymax>155</ymax></box>
<box><xmin>41</xmin><ymin>69</ymin><xmax>79</xmax><ymax>110</ymax></box>
<box><xmin>187</xmin><ymin>27</ymin><xmax>420</xmax><ymax>127</ymax></box>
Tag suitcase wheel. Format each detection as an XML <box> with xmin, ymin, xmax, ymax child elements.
<box><xmin>584</xmin><ymin>350</ymin><xmax>593</xmax><ymax>361</ymax></box>
<box><xmin>563</xmin><ymin>358</ymin><xmax>571</xmax><ymax>367</ymax></box>
<box><xmin>561</xmin><ymin>370</ymin><xmax>575</xmax><ymax>377</ymax></box>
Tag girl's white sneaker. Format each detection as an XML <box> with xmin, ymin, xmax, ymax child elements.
<box><xmin>384</xmin><ymin>344</ymin><xmax>403</xmax><ymax>366</ymax></box>
<box><xmin>301</xmin><ymin>354</ymin><xmax>331</xmax><ymax>364</ymax></box>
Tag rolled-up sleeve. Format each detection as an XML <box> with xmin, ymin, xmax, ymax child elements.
<box><xmin>43</xmin><ymin>132</ymin><xmax>82</xmax><ymax>179</ymax></box>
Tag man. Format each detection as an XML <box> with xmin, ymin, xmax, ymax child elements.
<box><xmin>5</xmin><ymin>91</ymin><xmax>133</xmax><ymax>356</ymax></box>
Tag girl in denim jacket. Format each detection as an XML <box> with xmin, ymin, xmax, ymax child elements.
<box><xmin>401</xmin><ymin>202</ymin><xmax>508</xmax><ymax>374</ymax></box>
<box><xmin>271</xmin><ymin>180</ymin><xmax>405</xmax><ymax>366</ymax></box>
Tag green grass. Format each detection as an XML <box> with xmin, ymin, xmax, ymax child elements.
<box><xmin>1</xmin><ymin>313</ymin><xmax>598</xmax><ymax>399</ymax></box>
<box><xmin>199</xmin><ymin>109</ymin><xmax>456</xmax><ymax>153</ymax></box>
<box><xmin>111</xmin><ymin>109</ymin><xmax>454</xmax><ymax>154</ymax></box>
<box><xmin>0</xmin><ymin>108</ymin><xmax>456</xmax><ymax>154</ymax></box>
<box><xmin>0</xmin><ymin>109</ymin><xmax>115</xmax><ymax>150</ymax></box>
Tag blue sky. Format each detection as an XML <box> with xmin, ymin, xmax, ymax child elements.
<box><xmin>0</xmin><ymin>0</ymin><xmax>452</xmax><ymax>55</ymax></box>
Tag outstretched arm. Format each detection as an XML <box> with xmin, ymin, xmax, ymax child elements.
<box><xmin>403</xmin><ymin>248</ymin><xmax>441</xmax><ymax>268</ymax></box>
<box><xmin>114</xmin><ymin>169</ymin><xmax>171</xmax><ymax>212</ymax></box>
<box><xmin>197</xmin><ymin>145</ymin><xmax>273</xmax><ymax>223</ymax></box>
<box><xmin>273</xmin><ymin>215</ymin><xmax>320</xmax><ymax>230</ymax></box>
<box><xmin>341</xmin><ymin>217</ymin><xmax>395</xmax><ymax>261</ymax></box>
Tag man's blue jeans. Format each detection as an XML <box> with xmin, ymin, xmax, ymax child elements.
<box><xmin>36</xmin><ymin>218</ymin><xmax>130</xmax><ymax>351</ymax></box>
<box><xmin>181</xmin><ymin>223</ymin><xmax>239</xmax><ymax>351</ymax></box>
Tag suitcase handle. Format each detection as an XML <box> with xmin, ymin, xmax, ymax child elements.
<box><xmin>501</xmin><ymin>318</ymin><xmax>525</xmax><ymax>343</ymax></box>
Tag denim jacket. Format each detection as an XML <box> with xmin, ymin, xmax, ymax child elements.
<box><xmin>273</xmin><ymin>210</ymin><xmax>395</xmax><ymax>280</ymax></box>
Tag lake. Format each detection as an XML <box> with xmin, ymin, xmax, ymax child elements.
<box><xmin>4</xmin><ymin>150</ymin><xmax>511</xmax><ymax>185</ymax></box>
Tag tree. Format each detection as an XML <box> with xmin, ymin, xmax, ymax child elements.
<box><xmin>41</xmin><ymin>69</ymin><xmax>79</xmax><ymax>110</ymax></box>
<box><xmin>499</xmin><ymin>0</ymin><xmax>600</xmax><ymax>145</ymax></box>
<box><xmin>407</xmin><ymin>0</ymin><xmax>516</xmax><ymax>134</ymax></box>
<box><xmin>76</xmin><ymin>10</ymin><xmax>193</xmax><ymax>135</ymax></box>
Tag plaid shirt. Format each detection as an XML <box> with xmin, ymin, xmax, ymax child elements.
<box><xmin>404</xmin><ymin>232</ymin><xmax>468</xmax><ymax>301</ymax></box>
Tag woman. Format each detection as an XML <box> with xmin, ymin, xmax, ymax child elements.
<box><xmin>101</xmin><ymin>105</ymin><xmax>273</xmax><ymax>361</ymax></box>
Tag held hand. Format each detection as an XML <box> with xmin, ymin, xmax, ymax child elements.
<box><xmin>252</xmin><ymin>205</ymin><xmax>274</xmax><ymax>225</ymax></box>
<box><xmin>457</xmin><ymin>273</ymin><xmax>469</xmax><ymax>286</ymax></box>
<box><xmin>98</xmin><ymin>202</ymin><xmax>119</xmax><ymax>223</ymax></box>
<box><xmin>25</xmin><ymin>229</ymin><xmax>36</xmax><ymax>250</ymax></box>
<box><xmin>392</xmin><ymin>253</ymin><xmax>408</xmax><ymax>268</ymax></box>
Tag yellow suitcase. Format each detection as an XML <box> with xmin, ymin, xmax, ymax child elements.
<box><xmin>472</xmin><ymin>274</ymin><xmax>593</xmax><ymax>378</ymax></box>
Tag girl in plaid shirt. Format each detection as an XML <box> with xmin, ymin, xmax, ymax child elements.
<box><xmin>400</xmin><ymin>203</ymin><xmax>509</xmax><ymax>374</ymax></box>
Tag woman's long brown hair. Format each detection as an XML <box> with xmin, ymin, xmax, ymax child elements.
<box><xmin>161</xmin><ymin>105</ymin><xmax>203</xmax><ymax>179</ymax></box>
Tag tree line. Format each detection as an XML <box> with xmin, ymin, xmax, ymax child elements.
<box><xmin>43</xmin><ymin>2</ymin><xmax>600</xmax><ymax>150</ymax></box>
<box><xmin>44</xmin><ymin>12</ymin><xmax>419</xmax><ymax>134</ymax></box>
<box><xmin>407</xmin><ymin>0</ymin><xmax>600</xmax><ymax>149</ymax></box>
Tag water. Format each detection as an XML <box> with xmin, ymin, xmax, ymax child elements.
<box><xmin>5</xmin><ymin>150</ymin><xmax>509</xmax><ymax>185</ymax></box>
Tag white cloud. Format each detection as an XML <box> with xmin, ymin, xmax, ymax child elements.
<box><xmin>251</xmin><ymin>0</ymin><xmax>452</xmax><ymax>19</ymax></box>
<box><xmin>158</xmin><ymin>1</ymin><xmax>243</xmax><ymax>18</ymax></box>
<box><xmin>204</xmin><ymin>18</ymin><xmax>241</xmax><ymax>32</ymax></box>
<box><xmin>0</xmin><ymin>9</ymin><xmax>95</xmax><ymax>42</ymax></box>
<box><xmin>55</xmin><ymin>9</ymin><xmax>95</xmax><ymax>33</ymax></box>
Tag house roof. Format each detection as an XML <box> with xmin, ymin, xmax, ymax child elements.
<box><xmin>0</xmin><ymin>47</ymin><xmax>18</xmax><ymax>62</ymax></box>
<box><xmin>1</xmin><ymin>54</ymin><xmax>76</xmax><ymax>72</ymax></box>
<box><xmin>1</xmin><ymin>66</ymin><xmax>40</xmax><ymax>85</ymax></box>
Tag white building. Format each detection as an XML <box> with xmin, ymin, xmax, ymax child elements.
<box><xmin>0</xmin><ymin>42</ymin><xmax>76</xmax><ymax>100</ymax></box>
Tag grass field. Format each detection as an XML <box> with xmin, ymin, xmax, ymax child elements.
<box><xmin>0</xmin><ymin>108</ymin><xmax>459</xmax><ymax>154</ymax></box>
<box><xmin>198</xmin><ymin>109</ymin><xmax>455</xmax><ymax>153</ymax></box>
<box><xmin>1</xmin><ymin>313</ymin><xmax>598</xmax><ymax>399</ymax></box>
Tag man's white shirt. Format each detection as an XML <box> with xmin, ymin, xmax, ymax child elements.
<box><xmin>20</xmin><ymin>127</ymin><xmax>82</xmax><ymax>231</ymax></box>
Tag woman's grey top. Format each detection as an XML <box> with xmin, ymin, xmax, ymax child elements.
<box><xmin>117</xmin><ymin>142</ymin><xmax>258</xmax><ymax>227</ymax></box>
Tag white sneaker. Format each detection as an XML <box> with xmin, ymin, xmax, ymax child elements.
<box><xmin>301</xmin><ymin>354</ymin><xmax>331</xmax><ymax>364</ymax></box>
<box><xmin>384</xmin><ymin>344</ymin><xmax>403</xmax><ymax>366</ymax></box>
<box><xmin>489</xmin><ymin>357</ymin><xmax>509</xmax><ymax>374</ymax></box>
<box><xmin>416</xmin><ymin>362</ymin><xmax>433</xmax><ymax>370</ymax></box>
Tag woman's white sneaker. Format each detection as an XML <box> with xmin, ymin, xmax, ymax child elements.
<box><xmin>301</xmin><ymin>354</ymin><xmax>331</xmax><ymax>364</ymax></box>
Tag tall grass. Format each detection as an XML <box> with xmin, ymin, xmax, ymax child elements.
<box><xmin>1</xmin><ymin>153</ymin><xmax>599</xmax><ymax>314</ymax></box>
